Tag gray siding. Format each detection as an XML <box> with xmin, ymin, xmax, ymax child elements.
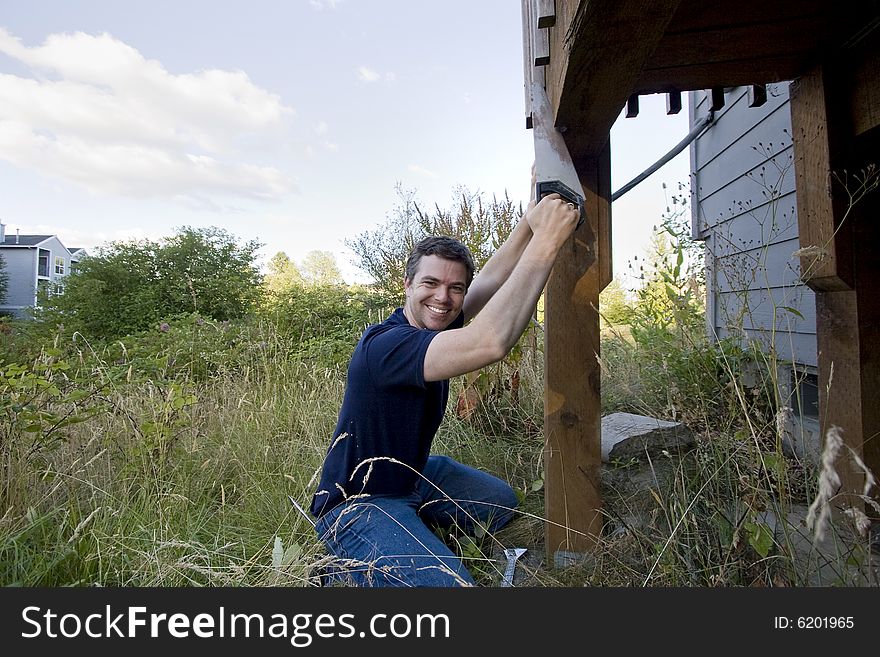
<box><xmin>689</xmin><ymin>84</ymin><xmax>816</xmax><ymax>367</ymax></box>
<box><xmin>1</xmin><ymin>236</ymin><xmax>73</xmax><ymax>317</ymax></box>
<box><xmin>0</xmin><ymin>248</ymin><xmax>38</xmax><ymax>313</ymax></box>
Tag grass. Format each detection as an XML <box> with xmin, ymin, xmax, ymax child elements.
<box><xmin>1</xmin><ymin>305</ymin><xmax>877</xmax><ymax>588</ymax></box>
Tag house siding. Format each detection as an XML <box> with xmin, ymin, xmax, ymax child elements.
<box><xmin>689</xmin><ymin>85</ymin><xmax>817</xmax><ymax>369</ymax></box>
<box><xmin>1</xmin><ymin>248</ymin><xmax>38</xmax><ymax>314</ymax></box>
<box><xmin>1</xmin><ymin>236</ymin><xmax>73</xmax><ymax>317</ymax></box>
<box><xmin>689</xmin><ymin>84</ymin><xmax>824</xmax><ymax>461</ymax></box>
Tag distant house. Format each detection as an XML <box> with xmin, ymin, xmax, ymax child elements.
<box><xmin>0</xmin><ymin>222</ymin><xmax>88</xmax><ymax>318</ymax></box>
<box><xmin>689</xmin><ymin>84</ymin><xmax>819</xmax><ymax>457</ymax></box>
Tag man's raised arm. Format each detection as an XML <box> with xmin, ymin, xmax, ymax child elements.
<box><xmin>424</xmin><ymin>193</ymin><xmax>578</xmax><ymax>382</ymax></box>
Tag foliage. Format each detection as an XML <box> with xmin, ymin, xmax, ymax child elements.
<box><xmin>35</xmin><ymin>226</ymin><xmax>262</xmax><ymax>340</ymax></box>
<box><xmin>300</xmin><ymin>250</ymin><xmax>344</xmax><ymax>287</ymax></box>
<box><xmin>345</xmin><ymin>183</ymin><xmax>521</xmax><ymax>300</ymax></box>
<box><xmin>260</xmin><ymin>283</ymin><xmax>391</xmax><ymax>366</ymax></box>
<box><xmin>598</xmin><ymin>278</ymin><xmax>633</xmax><ymax>326</ymax></box>
<box><xmin>0</xmin><ymin>348</ymin><xmax>111</xmax><ymax>511</ymax></box>
<box><xmin>265</xmin><ymin>251</ymin><xmax>303</xmax><ymax>297</ymax></box>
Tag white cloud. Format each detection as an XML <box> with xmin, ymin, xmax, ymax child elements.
<box><xmin>309</xmin><ymin>0</ymin><xmax>342</xmax><ymax>10</ymax></box>
<box><xmin>356</xmin><ymin>66</ymin><xmax>380</xmax><ymax>83</ymax></box>
<box><xmin>0</xmin><ymin>28</ymin><xmax>296</xmax><ymax>203</ymax></box>
<box><xmin>6</xmin><ymin>222</ymin><xmax>160</xmax><ymax>251</ymax></box>
<box><xmin>356</xmin><ymin>66</ymin><xmax>396</xmax><ymax>85</ymax></box>
<box><xmin>408</xmin><ymin>164</ymin><xmax>438</xmax><ymax>179</ymax></box>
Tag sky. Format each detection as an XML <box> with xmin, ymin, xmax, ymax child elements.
<box><xmin>0</xmin><ymin>0</ymin><xmax>690</xmax><ymax>286</ymax></box>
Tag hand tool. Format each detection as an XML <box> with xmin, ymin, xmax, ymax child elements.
<box><xmin>287</xmin><ymin>494</ymin><xmax>316</xmax><ymax>528</ymax></box>
<box><xmin>501</xmin><ymin>547</ymin><xmax>527</xmax><ymax>587</ymax></box>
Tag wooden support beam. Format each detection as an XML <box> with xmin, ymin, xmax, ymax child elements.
<box><xmin>521</xmin><ymin>0</ymin><xmax>547</xmax><ymax>129</ymax></box>
<box><xmin>549</xmin><ymin>0</ymin><xmax>683</xmax><ymax>160</ymax></box>
<box><xmin>544</xmin><ymin>139</ymin><xmax>609</xmax><ymax>566</ymax></box>
<box><xmin>531</xmin><ymin>0</ymin><xmax>550</xmax><ymax>68</ymax></box>
<box><xmin>792</xmin><ymin>57</ymin><xmax>880</xmax><ymax>517</ymax></box>
<box><xmin>748</xmin><ymin>84</ymin><xmax>767</xmax><ymax>107</ymax></box>
<box><xmin>625</xmin><ymin>94</ymin><xmax>639</xmax><ymax>118</ymax></box>
<box><xmin>848</xmin><ymin>31</ymin><xmax>880</xmax><ymax>138</ymax></box>
<box><xmin>709</xmin><ymin>87</ymin><xmax>725</xmax><ymax>111</ymax></box>
<box><xmin>666</xmin><ymin>90</ymin><xmax>682</xmax><ymax>114</ymax></box>
<box><xmin>789</xmin><ymin>66</ymin><xmax>853</xmax><ymax>291</ymax></box>
<box><xmin>536</xmin><ymin>0</ymin><xmax>556</xmax><ymax>28</ymax></box>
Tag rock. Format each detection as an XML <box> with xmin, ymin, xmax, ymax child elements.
<box><xmin>601</xmin><ymin>412</ymin><xmax>696</xmax><ymax>463</ymax></box>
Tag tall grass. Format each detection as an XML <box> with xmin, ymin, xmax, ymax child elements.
<box><xmin>3</xmin><ymin>215</ymin><xmax>878</xmax><ymax>586</ymax></box>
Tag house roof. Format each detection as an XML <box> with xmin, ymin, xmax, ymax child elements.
<box><xmin>1</xmin><ymin>235</ymin><xmax>53</xmax><ymax>247</ymax></box>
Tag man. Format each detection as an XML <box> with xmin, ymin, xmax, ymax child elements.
<box><xmin>310</xmin><ymin>190</ymin><xmax>580</xmax><ymax>586</ymax></box>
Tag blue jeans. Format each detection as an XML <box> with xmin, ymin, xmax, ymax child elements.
<box><xmin>314</xmin><ymin>455</ymin><xmax>519</xmax><ymax>587</ymax></box>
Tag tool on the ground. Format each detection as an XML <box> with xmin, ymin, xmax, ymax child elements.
<box><xmin>288</xmin><ymin>494</ymin><xmax>316</xmax><ymax>528</ymax></box>
<box><xmin>530</xmin><ymin>80</ymin><xmax>586</xmax><ymax>229</ymax></box>
<box><xmin>501</xmin><ymin>547</ymin><xmax>527</xmax><ymax>587</ymax></box>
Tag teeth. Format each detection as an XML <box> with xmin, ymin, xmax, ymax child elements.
<box><xmin>427</xmin><ymin>305</ymin><xmax>449</xmax><ymax>314</ymax></box>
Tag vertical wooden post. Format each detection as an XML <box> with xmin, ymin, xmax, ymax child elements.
<box><xmin>544</xmin><ymin>139</ymin><xmax>609</xmax><ymax>566</ymax></box>
<box><xmin>790</xmin><ymin>63</ymin><xmax>880</xmax><ymax>513</ymax></box>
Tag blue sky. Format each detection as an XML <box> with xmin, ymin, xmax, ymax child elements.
<box><xmin>0</xmin><ymin>0</ymin><xmax>689</xmax><ymax>285</ymax></box>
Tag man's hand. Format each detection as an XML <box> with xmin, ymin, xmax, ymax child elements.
<box><xmin>525</xmin><ymin>192</ymin><xmax>579</xmax><ymax>249</ymax></box>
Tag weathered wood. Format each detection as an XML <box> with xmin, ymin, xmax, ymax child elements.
<box><xmin>854</xmin><ymin>193</ymin><xmax>880</xmax><ymax>514</ymax></box>
<box><xmin>709</xmin><ymin>87</ymin><xmax>725</xmax><ymax>111</ymax></box>
<box><xmin>815</xmin><ymin>291</ymin><xmax>867</xmax><ymax>512</ymax></box>
<box><xmin>596</xmin><ymin>140</ymin><xmax>613</xmax><ymax>292</ymax></box>
<box><xmin>531</xmin><ymin>0</ymin><xmax>550</xmax><ymax>67</ymax></box>
<box><xmin>536</xmin><ymin>0</ymin><xmax>556</xmax><ymax>28</ymax></box>
<box><xmin>548</xmin><ymin>0</ymin><xmax>683</xmax><ymax>160</ymax></box>
<box><xmin>666</xmin><ymin>91</ymin><xmax>682</xmax><ymax>114</ymax></box>
<box><xmin>544</xmin><ymin>140</ymin><xmax>609</xmax><ymax>564</ymax></box>
<box><xmin>647</xmin><ymin>16</ymin><xmax>824</xmax><ymax>71</ymax></box>
<box><xmin>748</xmin><ymin>84</ymin><xmax>767</xmax><ymax>107</ymax></box>
<box><xmin>625</xmin><ymin>94</ymin><xmax>639</xmax><ymax>118</ymax></box>
<box><xmin>632</xmin><ymin>55</ymin><xmax>819</xmax><ymax>95</ymax></box>
<box><xmin>521</xmin><ymin>0</ymin><xmax>533</xmax><ymax>127</ymax></box>
<box><xmin>668</xmin><ymin>0</ymin><xmax>825</xmax><ymax>33</ymax></box>
<box><xmin>849</xmin><ymin>36</ymin><xmax>880</xmax><ymax>138</ymax></box>
<box><xmin>789</xmin><ymin>66</ymin><xmax>853</xmax><ymax>291</ymax></box>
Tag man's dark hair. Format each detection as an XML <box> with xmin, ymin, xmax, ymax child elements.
<box><xmin>404</xmin><ymin>236</ymin><xmax>476</xmax><ymax>288</ymax></box>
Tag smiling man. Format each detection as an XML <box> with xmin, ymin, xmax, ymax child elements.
<box><xmin>310</xmin><ymin>190</ymin><xmax>579</xmax><ymax>587</ymax></box>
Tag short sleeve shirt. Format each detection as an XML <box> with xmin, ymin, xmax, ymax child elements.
<box><xmin>310</xmin><ymin>307</ymin><xmax>464</xmax><ymax>517</ymax></box>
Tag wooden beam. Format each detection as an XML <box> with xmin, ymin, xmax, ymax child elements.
<box><xmin>789</xmin><ymin>65</ymin><xmax>854</xmax><ymax>291</ymax></box>
<box><xmin>544</xmin><ymin>139</ymin><xmax>609</xmax><ymax>565</ymax></box>
<box><xmin>848</xmin><ymin>34</ymin><xmax>880</xmax><ymax>138</ymax></box>
<box><xmin>748</xmin><ymin>84</ymin><xmax>767</xmax><ymax>107</ymax></box>
<box><xmin>709</xmin><ymin>87</ymin><xmax>725</xmax><ymax>111</ymax></box>
<box><xmin>632</xmin><ymin>54</ymin><xmax>821</xmax><ymax>95</ymax></box>
<box><xmin>625</xmin><ymin>94</ymin><xmax>639</xmax><ymax>118</ymax></box>
<box><xmin>666</xmin><ymin>91</ymin><xmax>682</xmax><ymax>114</ymax></box>
<box><xmin>531</xmin><ymin>0</ymin><xmax>551</xmax><ymax>68</ymax></box>
<box><xmin>548</xmin><ymin>0</ymin><xmax>683</xmax><ymax>160</ymax></box>
<box><xmin>815</xmin><ymin>292</ymin><xmax>867</xmax><ymax>512</ymax></box>
<box><xmin>536</xmin><ymin>0</ymin><xmax>557</xmax><ymax>28</ymax></box>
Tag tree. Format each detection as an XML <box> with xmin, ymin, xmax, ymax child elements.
<box><xmin>40</xmin><ymin>226</ymin><xmax>263</xmax><ymax>339</ymax></box>
<box><xmin>598</xmin><ymin>278</ymin><xmax>633</xmax><ymax>326</ymax></box>
<box><xmin>154</xmin><ymin>226</ymin><xmax>263</xmax><ymax>321</ymax></box>
<box><xmin>264</xmin><ymin>251</ymin><xmax>303</xmax><ymax>298</ymax></box>
<box><xmin>300</xmin><ymin>250</ymin><xmax>344</xmax><ymax>287</ymax></box>
<box><xmin>345</xmin><ymin>183</ymin><xmax>521</xmax><ymax>300</ymax></box>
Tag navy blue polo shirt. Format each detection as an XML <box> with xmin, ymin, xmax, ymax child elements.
<box><xmin>310</xmin><ymin>307</ymin><xmax>465</xmax><ymax>517</ymax></box>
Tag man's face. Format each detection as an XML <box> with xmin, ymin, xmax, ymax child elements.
<box><xmin>403</xmin><ymin>254</ymin><xmax>467</xmax><ymax>331</ymax></box>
